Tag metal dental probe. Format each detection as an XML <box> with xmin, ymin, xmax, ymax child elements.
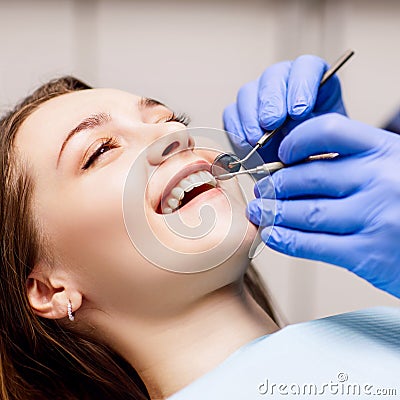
<box><xmin>211</xmin><ymin>49</ymin><xmax>355</xmax><ymax>178</ymax></box>
<box><xmin>215</xmin><ymin>161</ymin><xmax>285</xmax><ymax>180</ymax></box>
<box><xmin>215</xmin><ymin>153</ymin><xmax>338</xmax><ymax>180</ymax></box>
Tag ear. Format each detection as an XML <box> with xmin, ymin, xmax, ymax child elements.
<box><xmin>27</xmin><ymin>263</ymin><xmax>82</xmax><ymax>320</ymax></box>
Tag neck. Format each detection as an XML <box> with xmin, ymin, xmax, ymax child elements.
<box><xmin>110</xmin><ymin>278</ymin><xmax>279</xmax><ymax>399</ymax></box>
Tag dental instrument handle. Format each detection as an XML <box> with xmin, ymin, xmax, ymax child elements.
<box><xmin>216</xmin><ymin>152</ymin><xmax>338</xmax><ymax>180</ymax></box>
<box><xmin>252</xmin><ymin>161</ymin><xmax>285</xmax><ymax>175</ymax></box>
<box><xmin>228</xmin><ymin>49</ymin><xmax>355</xmax><ymax>167</ymax></box>
<box><xmin>319</xmin><ymin>49</ymin><xmax>355</xmax><ymax>87</ymax></box>
<box><xmin>255</xmin><ymin>152</ymin><xmax>338</xmax><ymax>175</ymax></box>
<box><xmin>215</xmin><ymin>160</ymin><xmax>285</xmax><ymax>179</ymax></box>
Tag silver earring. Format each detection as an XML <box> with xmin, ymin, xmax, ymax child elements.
<box><xmin>67</xmin><ymin>299</ymin><xmax>75</xmax><ymax>321</ymax></box>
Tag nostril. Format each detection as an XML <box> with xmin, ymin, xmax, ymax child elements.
<box><xmin>162</xmin><ymin>141</ymin><xmax>180</xmax><ymax>157</ymax></box>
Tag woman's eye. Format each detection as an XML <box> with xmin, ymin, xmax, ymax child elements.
<box><xmin>82</xmin><ymin>137</ymin><xmax>120</xmax><ymax>170</ymax></box>
<box><xmin>163</xmin><ymin>112</ymin><xmax>191</xmax><ymax>126</ymax></box>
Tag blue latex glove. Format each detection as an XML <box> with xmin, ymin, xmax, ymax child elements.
<box><xmin>246</xmin><ymin>113</ymin><xmax>400</xmax><ymax>298</ymax></box>
<box><xmin>223</xmin><ymin>55</ymin><xmax>346</xmax><ymax>163</ymax></box>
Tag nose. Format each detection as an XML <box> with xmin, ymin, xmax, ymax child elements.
<box><xmin>146</xmin><ymin>122</ymin><xmax>194</xmax><ymax>165</ymax></box>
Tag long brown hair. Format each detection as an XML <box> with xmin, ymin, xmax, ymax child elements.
<box><xmin>0</xmin><ymin>77</ymin><xmax>277</xmax><ymax>399</ymax></box>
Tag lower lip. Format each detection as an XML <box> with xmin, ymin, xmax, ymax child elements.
<box><xmin>171</xmin><ymin>187</ymin><xmax>224</xmax><ymax>214</ymax></box>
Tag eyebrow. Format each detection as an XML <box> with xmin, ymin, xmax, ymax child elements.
<box><xmin>56</xmin><ymin>96</ymin><xmax>167</xmax><ymax>168</ymax></box>
<box><xmin>56</xmin><ymin>112</ymin><xmax>111</xmax><ymax>167</ymax></box>
<box><xmin>138</xmin><ymin>97</ymin><xmax>166</xmax><ymax>110</ymax></box>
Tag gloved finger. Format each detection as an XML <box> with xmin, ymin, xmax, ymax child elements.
<box><xmin>314</xmin><ymin>75</ymin><xmax>345</xmax><ymax>114</ymax></box>
<box><xmin>223</xmin><ymin>103</ymin><xmax>258</xmax><ymax>163</ymax></box>
<box><xmin>287</xmin><ymin>55</ymin><xmax>326</xmax><ymax>120</ymax></box>
<box><xmin>278</xmin><ymin>113</ymin><xmax>387</xmax><ymax>165</ymax></box>
<box><xmin>273</xmin><ymin>197</ymin><xmax>364</xmax><ymax>234</ymax></box>
<box><xmin>255</xmin><ymin>129</ymin><xmax>283</xmax><ymax>163</ymax></box>
<box><xmin>270</xmin><ymin>157</ymin><xmax>365</xmax><ymax>199</ymax></box>
<box><xmin>246</xmin><ymin>198</ymin><xmax>276</xmax><ymax>227</ymax></box>
<box><xmin>236</xmin><ymin>80</ymin><xmax>265</xmax><ymax>146</ymax></box>
<box><xmin>247</xmin><ymin>196</ymin><xmax>364</xmax><ymax>234</ymax></box>
<box><xmin>223</xmin><ymin>103</ymin><xmax>249</xmax><ymax>148</ymax></box>
<box><xmin>261</xmin><ymin>225</ymin><xmax>361</xmax><ymax>271</ymax></box>
<box><xmin>253</xmin><ymin>175</ymin><xmax>275</xmax><ymax>199</ymax></box>
<box><xmin>258</xmin><ymin>61</ymin><xmax>291</xmax><ymax>131</ymax></box>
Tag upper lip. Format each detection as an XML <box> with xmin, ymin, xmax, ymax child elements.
<box><xmin>154</xmin><ymin>160</ymin><xmax>213</xmax><ymax>212</ymax></box>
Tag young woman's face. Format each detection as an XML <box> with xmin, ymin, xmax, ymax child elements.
<box><xmin>15</xmin><ymin>88</ymin><xmax>258</xmax><ymax>320</ymax></box>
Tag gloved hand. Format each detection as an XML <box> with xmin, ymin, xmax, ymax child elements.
<box><xmin>246</xmin><ymin>113</ymin><xmax>400</xmax><ymax>298</ymax></box>
<box><xmin>223</xmin><ymin>55</ymin><xmax>346</xmax><ymax>163</ymax></box>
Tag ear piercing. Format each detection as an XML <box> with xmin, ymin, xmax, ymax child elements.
<box><xmin>67</xmin><ymin>299</ymin><xmax>75</xmax><ymax>321</ymax></box>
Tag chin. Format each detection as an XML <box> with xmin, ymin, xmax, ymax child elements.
<box><xmin>151</xmin><ymin>201</ymin><xmax>257</xmax><ymax>253</ymax></box>
<box><xmin>196</xmin><ymin>230</ymin><xmax>256</xmax><ymax>295</ymax></box>
<box><xmin>203</xmin><ymin>210</ymin><xmax>259</xmax><ymax>272</ymax></box>
<box><xmin>137</xmin><ymin>171</ymin><xmax>259</xmax><ymax>275</ymax></box>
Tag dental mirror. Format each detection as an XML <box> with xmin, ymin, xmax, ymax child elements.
<box><xmin>211</xmin><ymin>153</ymin><xmax>241</xmax><ymax>179</ymax></box>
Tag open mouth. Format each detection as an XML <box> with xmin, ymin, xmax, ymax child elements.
<box><xmin>156</xmin><ymin>169</ymin><xmax>218</xmax><ymax>214</ymax></box>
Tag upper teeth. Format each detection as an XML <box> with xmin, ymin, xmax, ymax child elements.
<box><xmin>161</xmin><ymin>170</ymin><xmax>217</xmax><ymax>214</ymax></box>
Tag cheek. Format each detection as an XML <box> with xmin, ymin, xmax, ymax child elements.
<box><xmin>57</xmin><ymin>177</ymin><xmax>124</xmax><ymax>253</ymax></box>
<box><xmin>37</xmin><ymin>168</ymin><xmax>153</xmax><ymax>301</ymax></box>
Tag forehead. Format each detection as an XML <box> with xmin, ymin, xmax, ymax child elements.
<box><xmin>19</xmin><ymin>88</ymin><xmax>141</xmax><ymax>137</ymax></box>
<box><xmin>14</xmin><ymin>88</ymin><xmax>142</xmax><ymax>161</ymax></box>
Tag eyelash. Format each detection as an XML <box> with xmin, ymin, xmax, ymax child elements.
<box><xmin>81</xmin><ymin>112</ymin><xmax>190</xmax><ymax>170</ymax></box>
<box><xmin>164</xmin><ymin>112</ymin><xmax>191</xmax><ymax>126</ymax></box>
<box><xmin>82</xmin><ymin>136</ymin><xmax>120</xmax><ymax>170</ymax></box>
